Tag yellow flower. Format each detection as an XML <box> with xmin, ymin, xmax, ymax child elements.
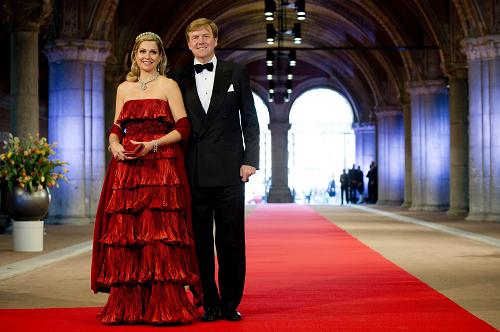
<box><xmin>1</xmin><ymin>134</ymin><xmax>68</xmax><ymax>192</ymax></box>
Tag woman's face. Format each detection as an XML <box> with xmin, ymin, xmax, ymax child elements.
<box><xmin>135</xmin><ymin>40</ymin><xmax>160</xmax><ymax>74</ymax></box>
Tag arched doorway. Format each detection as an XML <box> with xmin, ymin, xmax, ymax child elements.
<box><xmin>289</xmin><ymin>88</ymin><xmax>355</xmax><ymax>204</ymax></box>
<box><xmin>245</xmin><ymin>92</ymin><xmax>271</xmax><ymax>204</ymax></box>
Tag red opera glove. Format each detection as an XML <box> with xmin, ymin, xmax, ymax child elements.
<box><xmin>108</xmin><ymin>123</ymin><xmax>123</xmax><ymax>141</ymax></box>
<box><xmin>174</xmin><ymin>117</ymin><xmax>190</xmax><ymax>140</ymax></box>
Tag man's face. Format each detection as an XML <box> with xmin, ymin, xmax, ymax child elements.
<box><xmin>187</xmin><ymin>26</ymin><xmax>218</xmax><ymax>63</ymax></box>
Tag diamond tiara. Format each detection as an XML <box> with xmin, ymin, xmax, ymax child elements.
<box><xmin>135</xmin><ymin>32</ymin><xmax>163</xmax><ymax>44</ymax></box>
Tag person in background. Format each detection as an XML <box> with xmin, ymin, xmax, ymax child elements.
<box><xmin>327</xmin><ymin>175</ymin><xmax>336</xmax><ymax>203</ymax></box>
<box><xmin>340</xmin><ymin>169</ymin><xmax>349</xmax><ymax>205</ymax></box>
<box><xmin>367</xmin><ymin>160</ymin><xmax>378</xmax><ymax>204</ymax></box>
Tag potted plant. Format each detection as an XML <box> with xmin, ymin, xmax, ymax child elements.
<box><xmin>0</xmin><ymin>133</ymin><xmax>68</xmax><ymax>251</ymax></box>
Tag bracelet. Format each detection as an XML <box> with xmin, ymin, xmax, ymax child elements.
<box><xmin>153</xmin><ymin>140</ymin><xmax>158</xmax><ymax>153</ymax></box>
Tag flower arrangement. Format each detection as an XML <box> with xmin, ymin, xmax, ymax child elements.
<box><xmin>0</xmin><ymin>134</ymin><xmax>68</xmax><ymax>192</ymax></box>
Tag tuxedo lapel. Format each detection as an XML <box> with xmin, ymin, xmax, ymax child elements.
<box><xmin>180</xmin><ymin>65</ymin><xmax>206</xmax><ymax>122</ymax></box>
<box><xmin>200</xmin><ymin>61</ymin><xmax>232</xmax><ymax>135</ymax></box>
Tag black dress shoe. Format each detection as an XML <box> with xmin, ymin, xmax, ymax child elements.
<box><xmin>201</xmin><ymin>307</ymin><xmax>221</xmax><ymax>322</ymax></box>
<box><xmin>223</xmin><ymin>310</ymin><xmax>242</xmax><ymax>321</ymax></box>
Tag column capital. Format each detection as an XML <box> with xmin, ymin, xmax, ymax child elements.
<box><xmin>2</xmin><ymin>0</ymin><xmax>52</xmax><ymax>31</ymax></box>
<box><xmin>444</xmin><ymin>63</ymin><xmax>468</xmax><ymax>80</ymax></box>
<box><xmin>44</xmin><ymin>39</ymin><xmax>111</xmax><ymax>64</ymax></box>
<box><xmin>405</xmin><ymin>80</ymin><xmax>448</xmax><ymax>96</ymax></box>
<box><xmin>352</xmin><ymin>122</ymin><xmax>375</xmax><ymax>133</ymax></box>
<box><xmin>461</xmin><ymin>34</ymin><xmax>500</xmax><ymax>61</ymax></box>
<box><xmin>268</xmin><ymin>122</ymin><xmax>291</xmax><ymax>132</ymax></box>
<box><xmin>374</xmin><ymin>106</ymin><xmax>402</xmax><ymax>118</ymax></box>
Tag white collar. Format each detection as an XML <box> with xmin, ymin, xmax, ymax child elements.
<box><xmin>194</xmin><ymin>55</ymin><xmax>217</xmax><ymax>67</ymax></box>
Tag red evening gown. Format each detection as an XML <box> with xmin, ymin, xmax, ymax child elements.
<box><xmin>91</xmin><ymin>99</ymin><xmax>200</xmax><ymax>325</ymax></box>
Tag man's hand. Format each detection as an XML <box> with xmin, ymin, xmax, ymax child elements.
<box><xmin>240</xmin><ymin>165</ymin><xmax>256</xmax><ymax>182</ymax></box>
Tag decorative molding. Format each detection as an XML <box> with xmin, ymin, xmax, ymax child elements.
<box><xmin>268</xmin><ymin>122</ymin><xmax>291</xmax><ymax>132</ymax></box>
<box><xmin>405</xmin><ymin>80</ymin><xmax>448</xmax><ymax>96</ymax></box>
<box><xmin>461</xmin><ymin>34</ymin><xmax>500</xmax><ymax>61</ymax></box>
<box><xmin>2</xmin><ymin>0</ymin><xmax>52</xmax><ymax>31</ymax></box>
<box><xmin>352</xmin><ymin>122</ymin><xmax>375</xmax><ymax>133</ymax></box>
<box><xmin>44</xmin><ymin>39</ymin><xmax>111</xmax><ymax>64</ymax></box>
<box><xmin>374</xmin><ymin>106</ymin><xmax>402</xmax><ymax>118</ymax></box>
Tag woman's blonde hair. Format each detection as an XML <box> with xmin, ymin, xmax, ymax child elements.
<box><xmin>126</xmin><ymin>32</ymin><xmax>167</xmax><ymax>82</ymax></box>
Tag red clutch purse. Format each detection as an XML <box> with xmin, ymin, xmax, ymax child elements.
<box><xmin>122</xmin><ymin>142</ymin><xmax>145</xmax><ymax>158</ymax></box>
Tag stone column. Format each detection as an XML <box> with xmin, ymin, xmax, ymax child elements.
<box><xmin>44</xmin><ymin>39</ymin><xmax>111</xmax><ymax>223</ymax></box>
<box><xmin>402</xmin><ymin>101</ymin><xmax>412</xmax><ymax>207</ymax></box>
<box><xmin>4</xmin><ymin>1</ymin><xmax>52</xmax><ymax>137</ymax></box>
<box><xmin>267</xmin><ymin>122</ymin><xmax>293</xmax><ymax>203</ymax></box>
<box><xmin>407</xmin><ymin>80</ymin><xmax>450</xmax><ymax>211</ymax></box>
<box><xmin>462</xmin><ymin>35</ymin><xmax>500</xmax><ymax>221</ymax></box>
<box><xmin>353</xmin><ymin>122</ymin><xmax>376</xmax><ymax>198</ymax></box>
<box><xmin>375</xmin><ymin>107</ymin><xmax>404</xmax><ymax>205</ymax></box>
<box><xmin>447</xmin><ymin>69</ymin><xmax>469</xmax><ymax>215</ymax></box>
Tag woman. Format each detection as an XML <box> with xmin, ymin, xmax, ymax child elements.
<box><xmin>90</xmin><ymin>31</ymin><xmax>200</xmax><ymax>325</ymax></box>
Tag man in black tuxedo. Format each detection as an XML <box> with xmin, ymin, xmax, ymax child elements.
<box><xmin>169</xmin><ymin>18</ymin><xmax>260</xmax><ymax>322</ymax></box>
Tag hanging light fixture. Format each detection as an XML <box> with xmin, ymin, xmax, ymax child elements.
<box><xmin>266</xmin><ymin>23</ymin><xmax>277</xmax><ymax>44</ymax></box>
<box><xmin>296</xmin><ymin>0</ymin><xmax>306</xmax><ymax>20</ymax></box>
<box><xmin>265</xmin><ymin>0</ymin><xmax>276</xmax><ymax>21</ymax></box>
<box><xmin>267</xmin><ymin>66</ymin><xmax>274</xmax><ymax>80</ymax></box>
<box><xmin>268</xmin><ymin>92</ymin><xmax>275</xmax><ymax>103</ymax></box>
<box><xmin>286</xmin><ymin>65</ymin><xmax>294</xmax><ymax>80</ymax></box>
<box><xmin>269</xmin><ymin>80</ymin><xmax>275</xmax><ymax>94</ymax></box>
<box><xmin>292</xmin><ymin>23</ymin><xmax>302</xmax><ymax>44</ymax></box>
<box><xmin>286</xmin><ymin>79</ymin><xmax>293</xmax><ymax>94</ymax></box>
<box><xmin>288</xmin><ymin>49</ymin><xmax>296</xmax><ymax>66</ymax></box>
<box><xmin>263</xmin><ymin>0</ymin><xmax>304</xmax><ymax>103</ymax></box>
<box><xmin>266</xmin><ymin>50</ymin><xmax>274</xmax><ymax>66</ymax></box>
<box><xmin>284</xmin><ymin>80</ymin><xmax>292</xmax><ymax>103</ymax></box>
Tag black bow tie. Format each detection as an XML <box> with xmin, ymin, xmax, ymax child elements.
<box><xmin>194</xmin><ymin>62</ymin><xmax>214</xmax><ymax>73</ymax></box>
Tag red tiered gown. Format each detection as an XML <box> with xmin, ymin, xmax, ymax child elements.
<box><xmin>91</xmin><ymin>99</ymin><xmax>200</xmax><ymax>324</ymax></box>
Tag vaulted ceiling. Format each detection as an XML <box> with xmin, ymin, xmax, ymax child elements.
<box><xmin>1</xmin><ymin>0</ymin><xmax>495</xmax><ymax>126</ymax></box>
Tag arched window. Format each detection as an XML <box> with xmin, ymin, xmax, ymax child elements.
<box><xmin>288</xmin><ymin>88</ymin><xmax>355</xmax><ymax>204</ymax></box>
<box><xmin>245</xmin><ymin>92</ymin><xmax>271</xmax><ymax>204</ymax></box>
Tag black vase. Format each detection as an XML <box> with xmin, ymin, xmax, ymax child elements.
<box><xmin>6</xmin><ymin>185</ymin><xmax>51</xmax><ymax>221</ymax></box>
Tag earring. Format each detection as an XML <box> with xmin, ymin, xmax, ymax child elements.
<box><xmin>157</xmin><ymin>65</ymin><xmax>160</xmax><ymax>73</ymax></box>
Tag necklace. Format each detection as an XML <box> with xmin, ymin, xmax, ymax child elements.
<box><xmin>138</xmin><ymin>74</ymin><xmax>159</xmax><ymax>90</ymax></box>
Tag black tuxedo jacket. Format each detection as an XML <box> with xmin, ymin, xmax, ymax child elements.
<box><xmin>170</xmin><ymin>60</ymin><xmax>260</xmax><ymax>187</ymax></box>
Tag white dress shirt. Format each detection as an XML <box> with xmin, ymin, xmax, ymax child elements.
<box><xmin>194</xmin><ymin>56</ymin><xmax>217</xmax><ymax>113</ymax></box>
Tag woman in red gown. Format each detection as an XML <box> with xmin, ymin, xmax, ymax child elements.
<box><xmin>91</xmin><ymin>32</ymin><xmax>200</xmax><ymax>325</ymax></box>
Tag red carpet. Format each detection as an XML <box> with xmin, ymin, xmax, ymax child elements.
<box><xmin>0</xmin><ymin>204</ymin><xmax>497</xmax><ymax>331</ymax></box>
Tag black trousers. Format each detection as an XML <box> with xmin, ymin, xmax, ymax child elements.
<box><xmin>191</xmin><ymin>184</ymin><xmax>246</xmax><ymax>312</ymax></box>
<box><xmin>340</xmin><ymin>186</ymin><xmax>348</xmax><ymax>204</ymax></box>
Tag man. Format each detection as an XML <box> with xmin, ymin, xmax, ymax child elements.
<box><xmin>169</xmin><ymin>18</ymin><xmax>260</xmax><ymax>322</ymax></box>
<box><xmin>367</xmin><ymin>161</ymin><xmax>378</xmax><ymax>204</ymax></box>
<box><xmin>339</xmin><ymin>169</ymin><xmax>349</xmax><ymax>205</ymax></box>
<box><xmin>349</xmin><ymin>164</ymin><xmax>357</xmax><ymax>204</ymax></box>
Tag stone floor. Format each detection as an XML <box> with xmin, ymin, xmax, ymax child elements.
<box><xmin>0</xmin><ymin>204</ymin><xmax>499</xmax><ymax>329</ymax></box>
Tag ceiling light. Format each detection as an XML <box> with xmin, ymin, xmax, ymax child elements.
<box><xmin>267</xmin><ymin>23</ymin><xmax>276</xmax><ymax>44</ymax></box>
<box><xmin>292</xmin><ymin>23</ymin><xmax>302</xmax><ymax>44</ymax></box>
<box><xmin>296</xmin><ymin>0</ymin><xmax>306</xmax><ymax>17</ymax></box>
<box><xmin>269</xmin><ymin>80</ymin><xmax>275</xmax><ymax>94</ymax></box>
<box><xmin>265</xmin><ymin>0</ymin><xmax>276</xmax><ymax>19</ymax></box>
<box><xmin>267</xmin><ymin>66</ymin><xmax>274</xmax><ymax>80</ymax></box>
<box><xmin>288</xmin><ymin>49</ymin><xmax>296</xmax><ymax>66</ymax></box>
<box><xmin>266</xmin><ymin>50</ymin><xmax>274</xmax><ymax>66</ymax></box>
